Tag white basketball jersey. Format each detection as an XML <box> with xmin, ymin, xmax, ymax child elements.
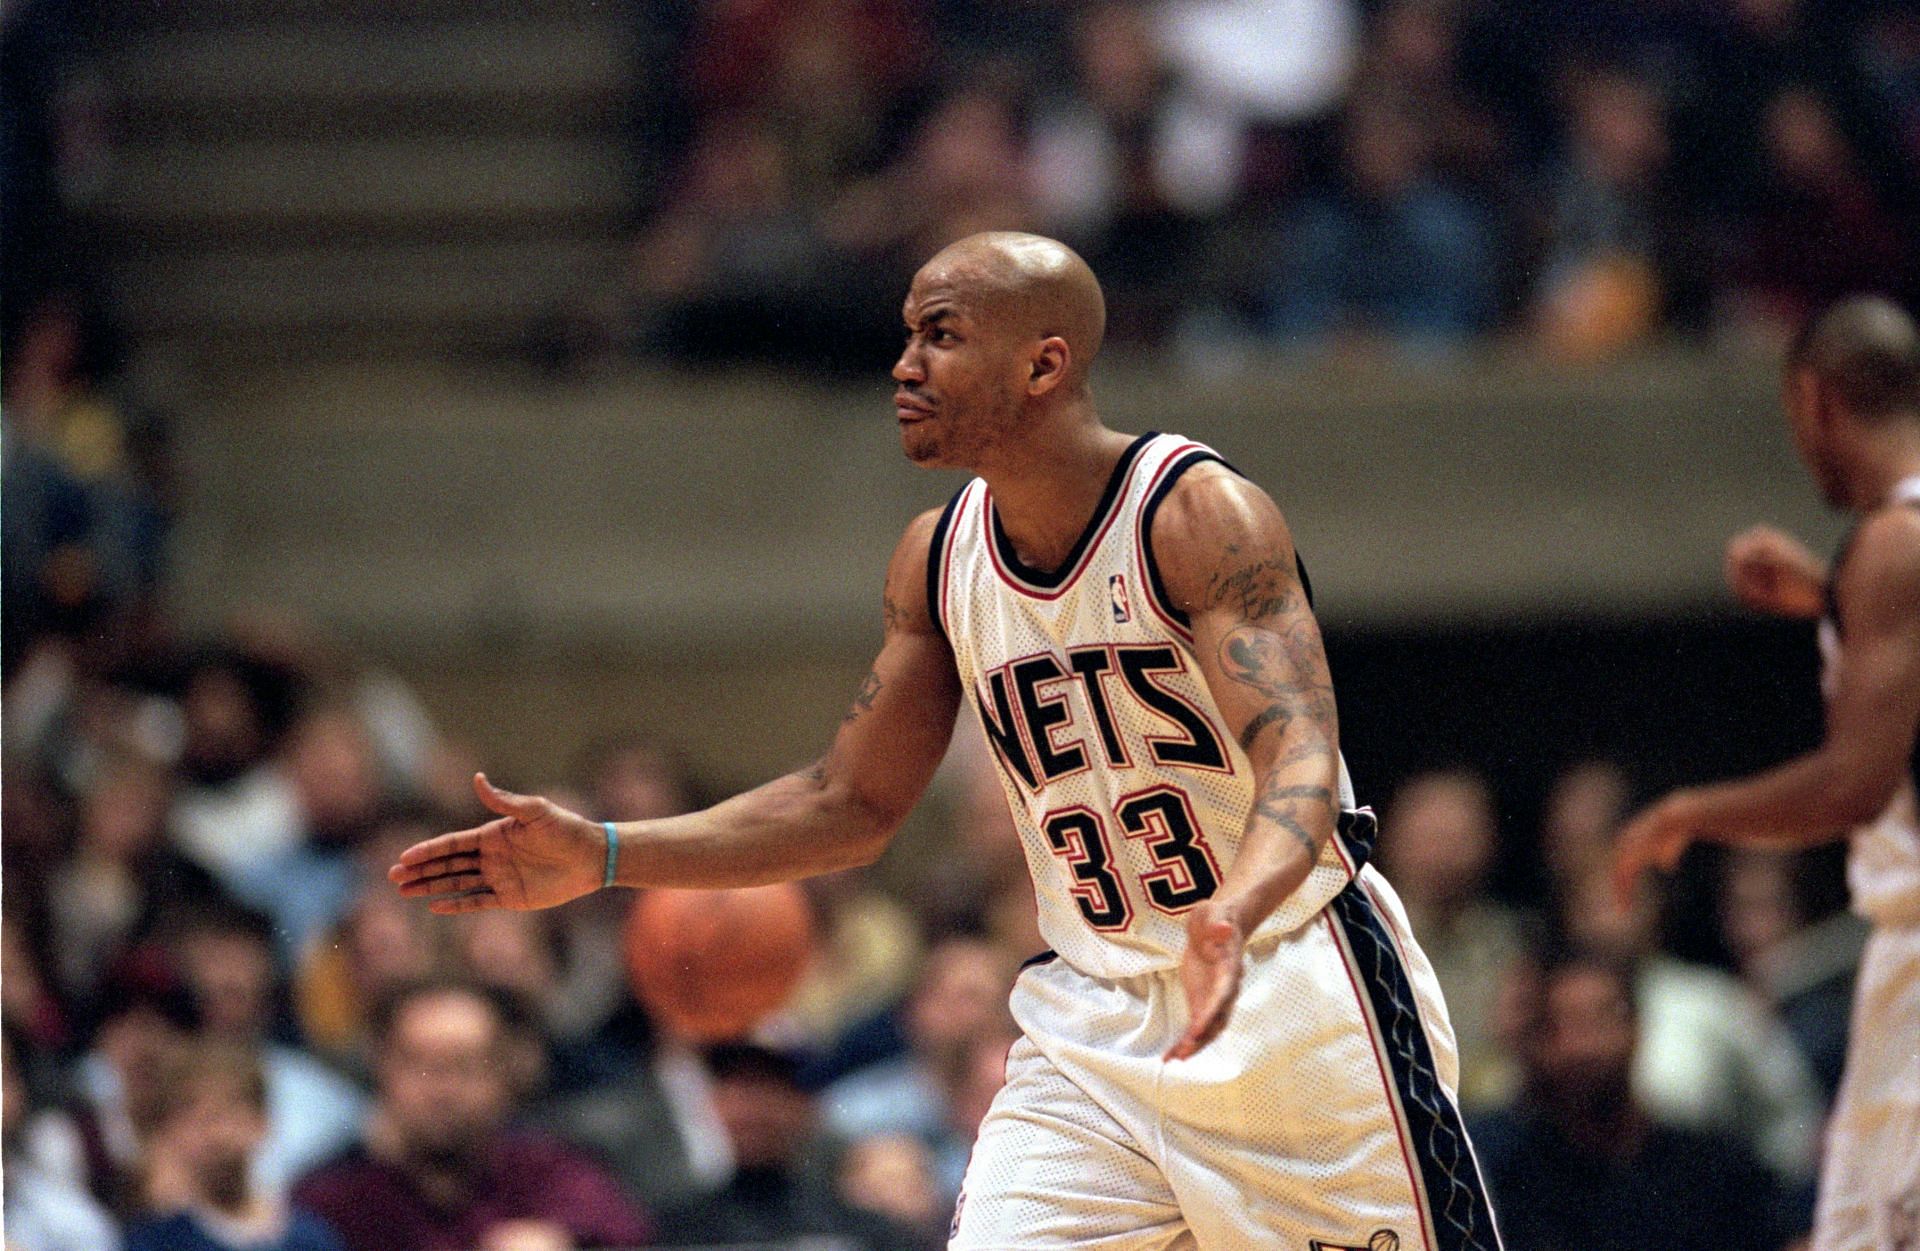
<box><xmin>930</xmin><ymin>432</ymin><xmax>1364</xmax><ymax>979</ymax></box>
<box><xmin>1818</xmin><ymin>474</ymin><xmax>1920</xmax><ymax>927</ymax></box>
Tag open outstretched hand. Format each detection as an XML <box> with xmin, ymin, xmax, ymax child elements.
<box><xmin>389</xmin><ymin>773</ymin><xmax>606</xmax><ymax>914</ymax></box>
<box><xmin>1165</xmin><ymin>899</ymin><xmax>1245</xmax><ymax>1062</ymax></box>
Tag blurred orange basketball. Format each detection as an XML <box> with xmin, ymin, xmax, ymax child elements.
<box><xmin>624</xmin><ymin>883</ymin><xmax>816</xmax><ymax>1042</ymax></box>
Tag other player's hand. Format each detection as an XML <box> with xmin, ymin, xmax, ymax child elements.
<box><xmin>389</xmin><ymin>773</ymin><xmax>606</xmax><ymax>914</ymax></box>
<box><xmin>1165</xmin><ymin>899</ymin><xmax>1245</xmax><ymax>1062</ymax></box>
<box><xmin>1609</xmin><ymin>791</ymin><xmax>1698</xmax><ymax>910</ymax></box>
<box><xmin>1725</xmin><ymin>525</ymin><xmax>1827</xmax><ymax>619</ymax></box>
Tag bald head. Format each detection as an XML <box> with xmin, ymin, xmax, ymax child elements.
<box><xmin>1788</xmin><ymin>296</ymin><xmax>1920</xmax><ymax>424</ymax></box>
<box><xmin>915</xmin><ymin>232</ymin><xmax>1106</xmax><ymax>386</ymax></box>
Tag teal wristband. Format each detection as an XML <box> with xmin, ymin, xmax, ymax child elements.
<box><xmin>601</xmin><ymin>821</ymin><xmax>619</xmax><ymax>889</ymax></box>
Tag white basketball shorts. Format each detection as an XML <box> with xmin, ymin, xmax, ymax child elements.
<box><xmin>1813</xmin><ymin>923</ymin><xmax>1920</xmax><ymax>1251</ymax></box>
<box><xmin>950</xmin><ymin>860</ymin><xmax>1503</xmax><ymax>1251</ymax></box>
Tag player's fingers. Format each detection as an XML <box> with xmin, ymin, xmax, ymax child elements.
<box><xmin>1654</xmin><ymin>833</ymin><xmax>1687</xmax><ymax>871</ymax></box>
<box><xmin>474</xmin><ymin>772</ymin><xmax>544</xmax><ymax>820</ymax></box>
<box><xmin>390</xmin><ymin>828</ymin><xmax>485</xmax><ymax>878</ymax></box>
<box><xmin>396</xmin><ymin>866</ymin><xmax>487</xmax><ymax>897</ymax></box>
<box><xmin>1164</xmin><ymin>1009</ymin><xmax>1223</xmax><ymax>1062</ymax></box>
<box><xmin>1610</xmin><ymin>845</ymin><xmax>1643</xmax><ymax>911</ymax></box>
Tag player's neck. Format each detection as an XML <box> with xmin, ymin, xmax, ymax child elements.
<box><xmin>980</xmin><ymin>419</ymin><xmax>1137</xmax><ymax>573</ymax></box>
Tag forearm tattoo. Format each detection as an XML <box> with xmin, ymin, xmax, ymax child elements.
<box><xmin>1208</xmin><ymin>546</ymin><xmax>1339</xmax><ymax>856</ymax></box>
<box><xmin>1255</xmin><ymin>781</ymin><xmax>1336</xmax><ymax>857</ymax></box>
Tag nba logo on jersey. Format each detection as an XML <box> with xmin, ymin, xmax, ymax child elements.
<box><xmin>1310</xmin><ymin>1230</ymin><xmax>1399</xmax><ymax>1251</ymax></box>
<box><xmin>1109</xmin><ymin>573</ymin><xmax>1132</xmax><ymax>623</ymax></box>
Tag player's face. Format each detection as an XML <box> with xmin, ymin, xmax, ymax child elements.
<box><xmin>1784</xmin><ymin>367</ymin><xmax>1847</xmax><ymax>508</ymax></box>
<box><xmin>892</xmin><ymin>267</ymin><xmax>1028</xmax><ymax>470</ymax></box>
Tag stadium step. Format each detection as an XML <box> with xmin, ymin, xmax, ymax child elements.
<box><xmin>81</xmin><ymin>6</ymin><xmax>642</xmax><ymax>360</ymax></box>
<box><xmin>105</xmin><ymin>237</ymin><xmax>632</xmax><ymax>336</ymax></box>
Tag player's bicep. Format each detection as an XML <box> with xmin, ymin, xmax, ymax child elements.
<box><xmin>821</xmin><ymin>511</ymin><xmax>963</xmax><ymax>825</ymax></box>
<box><xmin>1152</xmin><ymin>468</ymin><xmax>1338</xmax><ymax>765</ymax></box>
<box><xmin>1825</xmin><ymin>518</ymin><xmax>1920</xmax><ymax>805</ymax></box>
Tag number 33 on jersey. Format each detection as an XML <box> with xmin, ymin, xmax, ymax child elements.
<box><xmin>931</xmin><ymin>433</ymin><xmax>1368</xmax><ymax>979</ymax></box>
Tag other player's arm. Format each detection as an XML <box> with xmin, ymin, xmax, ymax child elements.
<box><xmin>1615</xmin><ymin>509</ymin><xmax>1920</xmax><ymax>901</ymax></box>
<box><xmin>391</xmin><ymin>510</ymin><xmax>963</xmax><ymax>913</ymax></box>
<box><xmin>1152</xmin><ymin>464</ymin><xmax>1341</xmax><ymax>1059</ymax></box>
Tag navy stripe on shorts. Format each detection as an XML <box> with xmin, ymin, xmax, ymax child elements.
<box><xmin>1329</xmin><ymin>879</ymin><xmax>1502</xmax><ymax>1251</ymax></box>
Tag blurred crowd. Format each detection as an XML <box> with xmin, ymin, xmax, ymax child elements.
<box><xmin>614</xmin><ymin>0</ymin><xmax>1919</xmax><ymax>371</ymax></box>
<box><xmin>2</xmin><ymin>1</ymin><xmax>1898</xmax><ymax>1249</ymax></box>
<box><xmin>1</xmin><ymin>577</ymin><xmax>1033</xmax><ymax>1251</ymax></box>
<box><xmin>6</xmin><ymin>0</ymin><xmax>1918</xmax><ymax>377</ymax></box>
<box><xmin>1</xmin><ymin>549</ymin><xmax>1863</xmax><ymax>1251</ymax></box>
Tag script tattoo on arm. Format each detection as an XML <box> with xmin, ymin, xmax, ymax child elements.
<box><xmin>1208</xmin><ymin>547</ymin><xmax>1339</xmax><ymax>854</ymax></box>
<box><xmin>882</xmin><ymin>589</ymin><xmax>909</xmax><ymax>635</ymax></box>
<box><xmin>843</xmin><ymin>670</ymin><xmax>884</xmax><ymax>724</ymax></box>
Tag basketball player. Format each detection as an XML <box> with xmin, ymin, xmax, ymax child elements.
<box><xmin>392</xmin><ymin>233</ymin><xmax>1501</xmax><ymax>1250</ymax></box>
<box><xmin>1613</xmin><ymin>296</ymin><xmax>1920</xmax><ymax>1251</ymax></box>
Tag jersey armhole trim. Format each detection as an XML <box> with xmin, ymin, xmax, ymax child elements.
<box><xmin>926</xmin><ymin>485</ymin><xmax>966</xmax><ymax>644</ymax></box>
<box><xmin>1139</xmin><ymin>452</ymin><xmax>1316</xmax><ymax>635</ymax></box>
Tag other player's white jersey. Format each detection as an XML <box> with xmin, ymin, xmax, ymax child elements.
<box><xmin>931</xmin><ymin>432</ymin><xmax>1365</xmax><ymax>979</ymax></box>
<box><xmin>1818</xmin><ymin>473</ymin><xmax>1920</xmax><ymax>927</ymax></box>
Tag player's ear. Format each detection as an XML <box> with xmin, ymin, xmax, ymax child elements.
<box><xmin>1028</xmin><ymin>337</ymin><xmax>1070</xmax><ymax>397</ymax></box>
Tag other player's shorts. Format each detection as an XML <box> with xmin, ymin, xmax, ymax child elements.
<box><xmin>1813</xmin><ymin>922</ymin><xmax>1920</xmax><ymax>1251</ymax></box>
<box><xmin>950</xmin><ymin>862</ymin><xmax>1503</xmax><ymax>1251</ymax></box>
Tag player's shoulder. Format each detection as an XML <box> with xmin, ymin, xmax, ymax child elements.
<box><xmin>1834</xmin><ymin>501</ymin><xmax>1920</xmax><ymax>616</ymax></box>
<box><xmin>1148</xmin><ymin>456</ymin><xmax>1290</xmax><ymax>552</ymax></box>
<box><xmin>882</xmin><ymin>505</ymin><xmax>955</xmax><ymax>636</ymax></box>
<box><xmin>1844</xmin><ymin>501</ymin><xmax>1920</xmax><ymax>579</ymax></box>
<box><xmin>901</xmin><ymin>503</ymin><xmax>949</xmax><ymax>550</ymax></box>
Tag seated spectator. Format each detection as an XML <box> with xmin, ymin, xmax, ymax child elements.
<box><xmin>1028</xmin><ymin>2</ymin><xmax>1237</xmax><ymax>345</ymax></box>
<box><xmin>127</xmin><ymin>1040</ymin><xmax>343</xmax><ymax>1251</ymax></box>
<box><xmin>823</xmin><ymin>935</ymin><xmax>1016</xmax><ymax>1205</ymax></box>
<box><xmin>821</xmin><ymin>84</ymin><xmax>1037</xmax><ymax>302</ymax></box>
<box><xmin>631</xmin><ymin>111</ymin><xmax>834</xmax><ymax>366</ymax></box>
<box><xmin>1730</xmin><ymin>86</ymin><xmax>1910</xmax><ymax>336</ymax></box>
<box><xmin>1471</xmin><ymin>948</ymin><xmax>1802</xmax><ymax>1250</ymax></box>
<box><xmin>1377</xmin><ymin>768</ymin><xmax>1526</xmax><ymax>1111</ymax></box>
<box><xmin>837</xmin><ymin>1131</ymin><xmax>946</xmax><ymax>1245</ymax></box>
<box><xmin>1528</xmin><ymin>67</ymin><xmax>1684</xmax><ymax>359</ymax></box>
<box><xmin>1719</xmin><ymin>847</ymin><xmax>1867</xmax><ymax>1103</ymax></box>
<box><xmin>537</xmin><ymin>737</ymin><xmax>700</xmax><ymax>1089</ymax></box>
<box><xmin>68</xmin><ymin>961</ymin><xmax>206</xmax><ymax>1217</ymax></box>
<box><xmin>167</xmin><ymin>648</ymin><xmax>306</xmax><ymax>893</ymax></box>
<box><xmin>1263</xmin><ymin>94</ymin><xmax>1496</xmax><ymax>351</ymax></box>
<box><xmin>0</xmin><ymin>295</ymin><xmax>168</xmax><ymax>659</ymax></box>
<box><xmin>656</xmin><ymin>1044</ymin><xmax>934</xmax><ymax>1251</ymax></box>
<box><xmin>4</xmin><ymin>1026</ymin><xmax>122</xmax><ymax>1251</ymax></box>
<box><xmin>164</xmin><ymin>903</ymin><xmax>367</xmax><ymax>1194</ymax></box>
<box><xmin>224</xmin><ymin>705</ymin><xmax>391</xmax><ymax>961</ymax></box>
<box><xmin>45</xmin><ymin>749</ymin><xmax>222</xmax><ymax>1028</ymax></box>
<box><xmin>292</xmin><ymin>980</ymin><xmax>652</xmax><ymax>1251</ymax></box>
<box><xmin>533</xmin><ymin>1000</ymin><xmax>734</xmax><ymax>1213</ymax></box>
<box><xmin>776</xmin><ymin>865</ymin><xmax>925</xmax><ymax>1069</ymax></box>
<box><xmin>1565</xmin><ymin>859</ymin><xmax>1822</xmax><ymax>1183</ymax></box>
<box><xmin>1539</xmin><ymin>758</ymin><xmax>1633</xmax><ymax>897</ymax></box>
<box><xmin>293</xmin><ymin>820</ymin><xmax>445</xmax><ymax>1068</ymax></box>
